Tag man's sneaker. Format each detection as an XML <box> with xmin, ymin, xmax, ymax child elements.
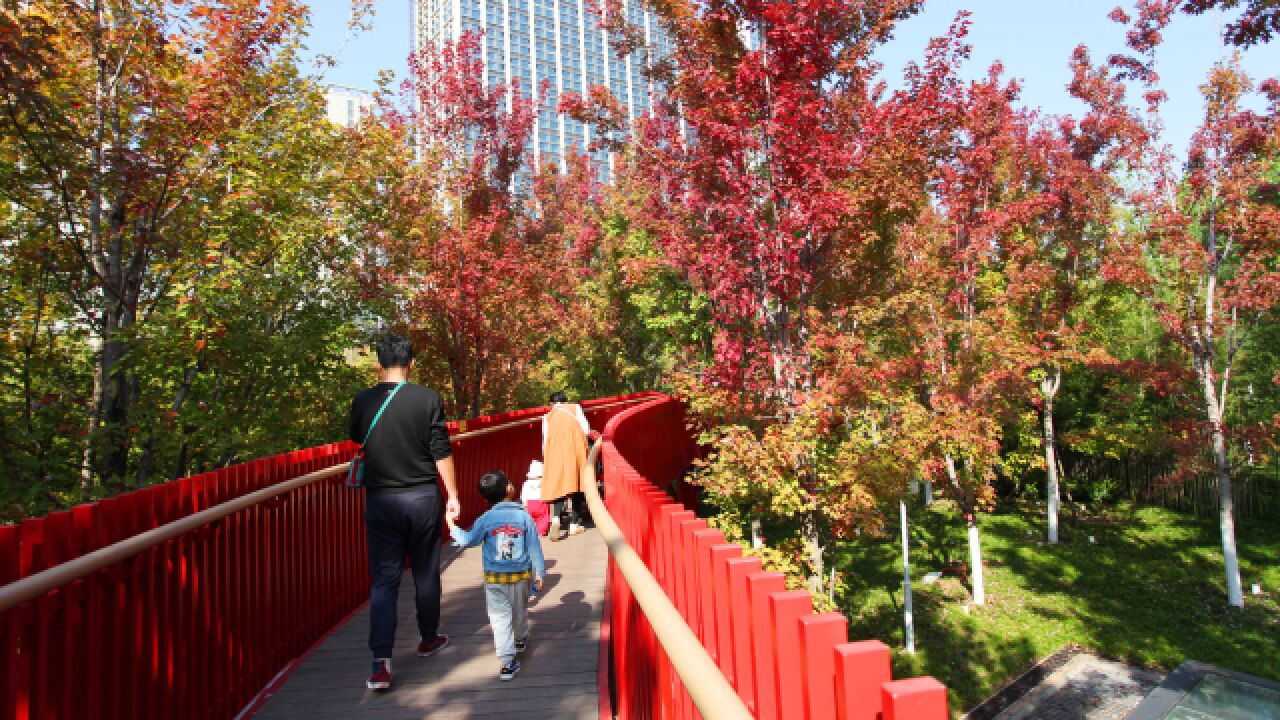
<box><xmin>366</xmin><ymin>658</ymin><xmax>392</xmax><ymax>691</ymax></box>
<box><xmin>499</xmin><ymin>659</ymin><xmax>522</xmax><ymax>680</ymax></box>
<box><xmin>515</xmin><ymin>636</ymin><xmax>528</xmax><ymax>654</ymax></box>
<box><xmin>568</xmin><ymin>523</ymin><xmax>586</xmax><ymax>536</ymax></box>
<box><xmin>417</xmin><ymin>634</ymin><xmax>449</xmax><ymax>657</ymax></box>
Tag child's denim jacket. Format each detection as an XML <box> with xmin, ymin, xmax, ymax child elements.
<box><xmin>450</xmin><ymin>501</ymin><xmax>547</xmax><ymax>578</ymax></box>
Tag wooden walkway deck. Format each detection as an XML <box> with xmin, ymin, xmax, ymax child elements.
<box><xmin>251</xmin><ymin>528</ymin><xmax>608</xmax><ymax>719</ymax></box>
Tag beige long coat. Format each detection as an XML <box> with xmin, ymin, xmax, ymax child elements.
<box><xmin>541</xmin><ymin>404</ymin><xmax>588</xmax><ymax>502</ymax></box>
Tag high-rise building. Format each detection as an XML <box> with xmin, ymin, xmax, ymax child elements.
<box><xmin>412</xmin><ymin>0</ymin><xmax>670</xmax><ymax>172</ymax></box>
<box><xmin>324</xmin><ymin>85</ymin><xmax>375</xmax><ymax>128</ymax></box>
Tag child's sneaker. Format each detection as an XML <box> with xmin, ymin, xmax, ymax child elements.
<box><xmin>515</xmin><ymin>636</ymin><xmax>528</xmax><ymax>654</ymax></box>
<box><xmin>499</xmin><ymin>659</ymin><xmax>522</xmax><ymax>680</ymax></box>
<box><xmin>366</xmin><ymin>658</ymin><xmax>392</xmax><ymax>690</ymax></box>
<box><xmin>417</xmin><ymin>634</ymin><xmax>450</xmax><ymax>657</ymax></box>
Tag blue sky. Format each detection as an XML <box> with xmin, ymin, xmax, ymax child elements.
<box><xmin>300</xmin><ymin>1</ymin><xmax>1279</xmax><ymax>156</ymax></box>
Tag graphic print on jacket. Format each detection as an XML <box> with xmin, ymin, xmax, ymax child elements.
<box><xmin>493</xmin><ymin>525</ymin><xmax>524</xmax><ymax>561</ymax></box>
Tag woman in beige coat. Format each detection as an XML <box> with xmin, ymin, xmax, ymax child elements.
<box><xmin>540</xmin><ymin>391</ymin><xmax>589</xmax><ymax>541</ymax></box>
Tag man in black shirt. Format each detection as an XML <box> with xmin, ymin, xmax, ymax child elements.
<box><xmin>349</xmin><ymin>334</ymin><xmax>460</xmax><ymax>691</ymax></box>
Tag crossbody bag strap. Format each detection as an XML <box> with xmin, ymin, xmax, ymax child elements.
<box><xmin>363</xmin><ymin>381</ymin><xmax>407</xmax><ymax>446</ymax></box>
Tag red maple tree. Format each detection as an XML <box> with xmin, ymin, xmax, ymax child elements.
<box><xmin>1111</xmin><ymin>2</ymin><xmax>1280</xmax><ymax>607</ymax></box>
<box><xmin>568</xmin><ymin>0</ymin><xmax>971</xmax><ymax>588</ymax></box>
<box><xmin>352</xmin><ymin>32</ymin><xmax>596</xmax><ymax>417</ymax></box>
<box><xmin>1000</xmin><ymin>46</ymin><xmax>1148</xmax><ymax>544</ymax></box>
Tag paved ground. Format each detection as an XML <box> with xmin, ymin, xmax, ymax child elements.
<box><xmin>989</xmin><ymin>651</ymin><xmax>1166</xmax><ymax>720</ymax></box>
<box><xmin>251</xmin><ymin>528</ymin><xmax>608</xmax><ymax>720</ymax></box>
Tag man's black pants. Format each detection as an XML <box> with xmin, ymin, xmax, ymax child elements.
<box><xmin>365</xmin><ymin>486</ymin><xmax>441</xmax><ymax>658</ymax></box>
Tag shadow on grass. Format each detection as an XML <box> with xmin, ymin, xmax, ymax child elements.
<box><xmin>992</xmin><ymin>507</ymin><xmax>1280</xmax><ymax>672</ymax></box>
<box><xmin>843</xmin><ymin>576</ymin><xmax>1040</xmax><ymax>713</ymax></box>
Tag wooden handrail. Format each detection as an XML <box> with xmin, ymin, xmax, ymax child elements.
<box><xmin>452</xmin><ymin>395</ymin><xmax>655</xmax><ymax>439</ymax></box>
<box><xmin>0</xmin><ymin>395</ymin><xmax>654</xmax><ymax>613</ymax></box>
<box><xmin>581</xmin><ymin>435</ymin><xmax>754</xmax><ymax>719</ymax></box>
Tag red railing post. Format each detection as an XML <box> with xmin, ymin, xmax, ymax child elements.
<box><xmin>642</xmin><ymin>491</ymin><xmax>679</xmax><ymax>720</ymax></box>
<box><xmin>834</xmin><ymin>640</ymin><xmax>893</xmax><ymax>720</ymax></box>
<box><xmin>655</xmin><ymin>504</ymin><xmax>682</xmax><ymax>593</ymax></box>
<box><xmin>725</xmin><ymin>556</ymin><xmax>763</xmax><ymax>712</ymax></box>
<box><xmin>769</xmin><ymin>591</ymin><xmax>814</xmax><ymax>720</ymax></box>
<box><xmin>676</xmin><ymin>518</ymin><xmax>706</xmax><ymax>631</ymax></box>
<box><xmin>882</xmin><ymin>676</ymin><xmax>948</xmax><ymax>720</ymax></box>
<box><xmin>709</xmin><ymin>543</ymin><xmax>741</xmax><ymax>681</ymax></box>
<box><xmin>0</xmin><ymin>524</ymin><xmax>18</xmax><ymax>719</ymax></box>
<box><xmin>746</xmin><ymin>571</ymin><xmax>787</xmax><ymax>720</ymax></box>
<box><xmin>692</xmin><ymin>528</ymin><xmax>725</xmax><ymax>654</ymax></box>
<box><xmin>663</xmin><ymin>508</ymin><xmax>695</xmax><ymax>720</ymax></box>
<box><xmin>73</xmin><ymin>503</ymin><xmax>100</xmax><ymax>720</ymax></box>
<box><xmin>799</xmin><ymin>612</ymin><xmax>848</xmax><ymax>720</ymax></box>
<box><xmin>44</xmin><ymin>511</ymin><xmax>73</xmax><ymax>718</ymax></box>
<box><xmin>667</xmin><ymin>511</ymin><xmax>695</xmax><ymax>625</ymax></box>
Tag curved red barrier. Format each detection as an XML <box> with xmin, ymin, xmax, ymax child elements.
<box><xmin>599</xmin><ymin>395</ymin><xmax>949</xmax><ymax>720</ymax></box>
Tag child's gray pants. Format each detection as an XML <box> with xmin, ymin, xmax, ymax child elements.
<box><xmin>485</xmin><ymin>579</ymin><xmax>530</xmax><ymax>662</ymax></box>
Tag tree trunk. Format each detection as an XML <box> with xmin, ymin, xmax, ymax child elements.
<box><xmin>1041</xmin><ymin>367</ymin><xmax>1062</xmax><ymax>544</ymax></box>
<box><xmin>448</xmin><ymin>360</ymin><xmax>465</xmax><ymax>417</ymax></box>
<box><xmin>900</xmin><ymin>499</ymin><xmax>915</xmax><ymax>653</ymax></box>
<box><xmin>82</xmin><ymin>334</ymin><xmax>103</xmax><ymax>488</ymax></box>
<box><xmin>1206</xmin><ymin>399</ymin><xmax>1245</xmax><ymax>608</ymax></box>
<box><xmin>137</xmin><ymin>363</ymin><xmax>198</xmax><ymax>486</ymax></box>
<box><xmin>945</xmin><ymin>453</ymin><xmax>986</xmax><ymax>605</ymax></box>
<box><xmin>97</xmin><ymin>240</ymin><xmax>146</xmax><ymax>490</ymax></box>
<box><xmin>98</xmin><ymin>313</ymin><xmax>132</xmax><ymax>488</ymax></box>
<box><xmin>804</xmin><ymin>510</ymin><xmax>824</xmax><ymax>595</ymax></box>
<box><xmin>967</xmin><ymin>516</ymin><xmax>986</xmax><ymax>606</ymax></box>
<box><xmin>469</xmin><ymin>352</ymin><xmax>486</xmax><ymax>418</ymax></box>
<box><xmin>88</xmin><ymin>4</ymin><xmax>142</xmax><ymax>490</ymax></box>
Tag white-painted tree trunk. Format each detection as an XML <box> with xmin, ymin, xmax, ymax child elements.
<box><xmin>1213</xmin><ymin>423</ymin><xmax>1244</xmax><ymax>608</ymax></box>
<box><xmin>1204</xmin><ymin>386</ymin><xmax>1244</xmax><ymax>608</ymax></box>
<box><xmin>900</xmin><ymin>499</ymin><xmax>915</xmax><ymax>653</ymax></box>
<box><xmin>967</xmin><ymin>519</ymin><xmax>985</xmax><ymax>606</ymax></box>
<box><xmin>1041</xmin><ymin>368</ymin><xmax>1062</xmax><ymax>544</ymax></box>
<box><xmin>1191</xmin><ymin>206</ymin><xmax>1244</xmax><ymax>608</ymax></box>
<box><xmin>944</xmin><ymin>453</ymin><xmax>986</xmax><ymax>605</ymax></box>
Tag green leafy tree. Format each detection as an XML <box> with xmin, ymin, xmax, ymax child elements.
<box><xmin>0</xmin><ymin>2</ymin><xmax>367</xmax><ymax>517</ymax></box>
<box><xmin>0</xmin><ymin>0</ymin><xmax>319</xmax><ymax>488</ymax></box>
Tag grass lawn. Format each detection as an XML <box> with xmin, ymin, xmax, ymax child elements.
<box><xmin>835</xmin><ymin>502</ymin><xmax>1280</xmax><ymax>717</ymax></box>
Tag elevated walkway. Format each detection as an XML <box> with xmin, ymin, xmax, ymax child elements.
<box><xmin>1</xmin><ymin>392</ymin><xmax>951</xmax><ymax>720</ymax></box>
<box><xmin>252</xmin><ymin>529</ymin><xmax>607</xmax><ymax>719</ymax></box>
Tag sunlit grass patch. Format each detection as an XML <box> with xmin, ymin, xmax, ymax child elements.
<box><xmin>835</xmin><ymin>503</ymin><xmax>1280</xmax><ymax>716</ymax></box>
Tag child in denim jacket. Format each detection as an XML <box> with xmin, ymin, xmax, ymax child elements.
<box><xmin>446</xmin><ymin>471</ymin><xmax>546</xmax><ymax>680</ymax></box>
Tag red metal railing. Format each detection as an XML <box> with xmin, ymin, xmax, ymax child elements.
<box><xmin>599</xmin><ymin>395</ymin><xmax>950</xmax><ymax>720</ymax></box>
<box><xmin>0</xmin><ymin>392</ymin><xmax>657</xmax><ymax>720</ymax></box>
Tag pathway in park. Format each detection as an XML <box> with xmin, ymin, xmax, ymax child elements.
<box><xmin>251</xmin><ymin>529</ymin><xmax>608</xmax><ymax>719</ymax></box>
<box><xmin>982</xmin><ymin>649</ymin><xmax>1166</xmax><ymax>720</ymax></box>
